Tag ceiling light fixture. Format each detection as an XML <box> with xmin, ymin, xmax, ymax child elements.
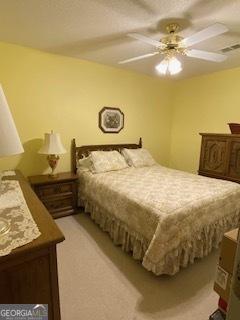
<box><xmin>119</xmin><ymin>23</ymin><xmax>228</xmax><ymax>77</ymax></box>
<box><xmin>155</xmin><ymin>57</ymin><xmax>182</xmax><ymax>75</ymax></box>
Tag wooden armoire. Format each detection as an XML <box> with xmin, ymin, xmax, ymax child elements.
<box><xmin>199</xmin><ymin>133</ymin><xmax>240</xmax><ymax>183</ymax></box>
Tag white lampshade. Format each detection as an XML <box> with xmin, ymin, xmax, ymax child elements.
<box><xmin>0</xmin><ymin>85</ymin><xmax>24</xmax><ymax>157</ymax></box>
<box><xmin>38</xmin><ymin>132</ymin><xmax>66</xmax><ymax>155</ymax></box>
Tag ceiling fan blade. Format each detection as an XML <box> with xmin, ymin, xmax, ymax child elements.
<box><xmin>182</xmin><ymin>23</ymin><xmax>228</xmax><ymax>47</ymax></box>
<box><xmin>128</xmin><ymin>33</ymin><xmax>165</xmax><ymax>48</ymax></box>
<box><xmin>118</xmin><ymin>52</ymin><xmax>159</xmax><ymax>64</ymax></box>
<box><xmin>186</xmin><ymin>49</ymin><xmax>227</xmax><ymax>62</ymax></box>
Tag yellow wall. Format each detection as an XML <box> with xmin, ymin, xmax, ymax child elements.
<box><xmin>169</xmin><ymin>67</ymin><xmax>240</xmax><ymax>173</ymax></box>
<box><xmin>1</xmin><ymin>41</ymin><xmax>239</xmax><ymax>177</ymax></box>
<box><xmin>0</xmin><ymin>42</ymin><xmax>173</xmax><ymax>176</ymax></box>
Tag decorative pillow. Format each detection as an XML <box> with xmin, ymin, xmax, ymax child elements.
<box><xmin>77</xmin><ymin>155</ymin><xmax>92</xmax><ymax>172</ymax></box>
<box><xmin>90</xmin><ymin>150</ymin><xmax>128</xmax><ymax>173</ymax></box>
<box><xmin>121</xmin><ymin>148</ymin><xmax>156</xmax><ymax>167</ymax></box>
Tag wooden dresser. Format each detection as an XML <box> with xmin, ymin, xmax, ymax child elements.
<box><xmin>199</xmin><ymin>133</ymin><xmax>240</xmax><ymax>183</ymax></box>
<box><xmin>0</xmin><ymin>171</ymin><xmax>64</xmax><ymax>320</ymax></box>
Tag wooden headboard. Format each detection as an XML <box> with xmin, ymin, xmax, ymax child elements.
<box><xmin>71</xmin><ymin>138</ymin><xmax>142</xmax><ymax>174</ymax></box>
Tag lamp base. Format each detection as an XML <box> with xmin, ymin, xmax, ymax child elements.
<box><xmin>0</xmin><ymin>218</ymin><xmax>10</xmax><ymax>236</ymax></box>
<box><xmin>47</xmin><ymin>154</ymin><xmax>59</xmax><ymax>177</ymax></box>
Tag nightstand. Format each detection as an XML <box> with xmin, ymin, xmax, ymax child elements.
<box><xmin>28</xmin><ymin>172</ymin><xmax>78</xmax><ymax>219</ymax></box>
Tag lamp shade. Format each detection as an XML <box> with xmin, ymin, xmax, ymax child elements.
<box><xmin>38</xmin><ymin>132</ymin><xmax>66</xmax><ymax>155</ymax></box>
<box><xmin>0</xmin><ymin>85</ymin><xmax>24</xmax><ymax>157</ymax></box>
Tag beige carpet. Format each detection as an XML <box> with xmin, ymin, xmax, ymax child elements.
<box><xmin>56</xmin><ymin>213</ymin><xmax>218</xmax><ymax>320</ymax></box>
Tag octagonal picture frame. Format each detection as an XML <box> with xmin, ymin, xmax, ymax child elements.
<box><xmin>98</xmin><ymin>107</ymin><xmax>124</xmax><ymax>133</ymax></box>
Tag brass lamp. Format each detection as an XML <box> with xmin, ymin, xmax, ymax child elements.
<box><xmin>38</xmin><ymin>131</ymin><xmax>66</xmax><ymax>177</ymax></box>
<box><xmin>0</xmin><ymin>84</ymin><xmax>24</xmax><ymax>236</ymax></box>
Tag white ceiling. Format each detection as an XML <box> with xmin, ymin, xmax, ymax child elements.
<box><xmin>0</xmin><ymin>0</ymin><xmax>239</xmax><ymax>79</ymax></box>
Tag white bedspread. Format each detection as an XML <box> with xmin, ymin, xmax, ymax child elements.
<box><xmin>78</xmin><ymin>165</ymin><xmax>240</xmax><ymax>274</ymax></box>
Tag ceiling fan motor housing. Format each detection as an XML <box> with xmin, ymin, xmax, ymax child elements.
<box><xmin>160</xmin><ymin>23</ymin><xmax>184</xmax><ymax>53</ymax></box>
<box><xmin>166</xmin><ymin>23</ymin><xmax>180</xmax><ymax>34</ymax></box>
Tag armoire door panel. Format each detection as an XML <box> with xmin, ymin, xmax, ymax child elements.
<box><xmin>228</xmin><ymin>141</ymin><xmax>240</xmax><ymax>179</ymax></box>
<box><xmin>201</xmin><ymin>138</ymin><xmax>228</xmax><ymax>174</ymax></box>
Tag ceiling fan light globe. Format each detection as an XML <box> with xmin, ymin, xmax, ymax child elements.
<box><xmin>168</xmin><ymin>57</ymin><xmax>182</xmax><ymax>75</ymax></box>
<box><xmin>169</xmin><ymin>57</ymin><xmax>181</xmax><ymax>68</ymax></box>
<box><xmin>169</xmin><ymin>66</ymin><xmax>182</xmax><ymax>75</ymax></box>
<box><xmin>155</xmin><ymin>59</ymin><xmax>168</xmax><ymax>74</ymax></box>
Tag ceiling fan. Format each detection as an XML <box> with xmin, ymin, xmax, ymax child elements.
<box><xmin>118</xmin><ymin>23</ymin><xmax>228</xmax><ymax>75</ymax></box>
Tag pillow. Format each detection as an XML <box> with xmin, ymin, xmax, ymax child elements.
<box><xmin>90</xmin><ymin>150</ymin><xmax>128</xmax><ymax>173</ymax></box>
<box><xmin>77</xmin><ymin>155</ymin><xmax>92</xmax><ymax>172</ymax></box>
<box><xmin>121</xmin><ymin>148</ymin><xmax>156</xmax><ymax>167</ymax></box>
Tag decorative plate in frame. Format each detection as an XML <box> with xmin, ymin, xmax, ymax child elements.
<box><xmin>99</xmin><ymin>107</ymin><xmax>124</xmax><ymax>133</ymax></box>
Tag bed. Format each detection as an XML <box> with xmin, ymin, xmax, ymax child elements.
<box><xmin>72</xmin><ymin>138</ymin><xmax>240</xmax><ymax>275</ymax></box>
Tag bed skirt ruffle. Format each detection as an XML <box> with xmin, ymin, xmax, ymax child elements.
<box><xmin>84</xmin><ymin>200</ymin><xmax>149</xmax><ymax>260</ymax></box>
<box><xmin>81</xmin><ymin>198</ymin><xmax>240</xmax><ymax>275</ymax></box>
<box><xmin>143</xmin><ymin>212</ymin><xmax>239</xmax><ymax>275</ymax></box>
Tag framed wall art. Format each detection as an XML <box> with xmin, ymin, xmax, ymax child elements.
<box><xmin>98</xmin><ymin>107</ymin><xmax>124</xmax><ymax>133</ymax></box>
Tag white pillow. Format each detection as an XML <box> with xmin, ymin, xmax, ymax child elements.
<box><xmin>77</xmin><ymin>155</ymin><xmax>92</xmax><ymax>172</ymax></box>
<box><xmin>90</xmin><ymin>150</ymin><xmax>128</xmax><ymax>173</ymax></box>
<box><xmin>121</xmin><ymin>148</ymin><xmax>156</xmax><ymax>167</ymax></box>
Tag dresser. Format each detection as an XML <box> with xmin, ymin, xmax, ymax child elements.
<box><xmin>199</xmin><ymin>133</ymin><xmax>240</xmax><ymax>183</ymax></box>
<box><xmin>29</xmin><ymin>172</ymin><xmax>78</xmax><ymax>219</ymax></box>
<box><xmin>0</xmin><ymin>171</ymin><xmax>64</xmax><ymax>320</ymax></box>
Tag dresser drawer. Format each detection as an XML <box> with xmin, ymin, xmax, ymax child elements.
<box><xmin>36</xmin><ymin>182</ymin><xmax>73</xmax><ymax>198</ymax></box>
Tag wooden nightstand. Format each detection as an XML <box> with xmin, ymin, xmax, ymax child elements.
<box><xmin>28</xmin><ymin>172</ymin><xmax>78</xmax><ymax>219</ymax></box>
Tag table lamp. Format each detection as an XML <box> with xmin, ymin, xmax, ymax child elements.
<box><xmin>0</xmin><ymin>84</ymin><xmax>24</xmax><ymax>236</ymax></box>
<box><xmin>38</xmin><ymin>131</ymin><xmax>66</xmax><ymax>177</ymax></box>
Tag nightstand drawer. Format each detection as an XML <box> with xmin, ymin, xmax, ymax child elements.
<box><xmin>42</xmin><ymin>196</ymin><xmax>73</xmax><ymax>212</ymax></box>
<box><xmin>29</xmin><ymin>172</ymin><xmax>78</xmax><ymax>219</ymax></box>
<box><xmin>36</xmin><ymin>182</ymin><xmax>73</xmax><ymax>197</ymax></box>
